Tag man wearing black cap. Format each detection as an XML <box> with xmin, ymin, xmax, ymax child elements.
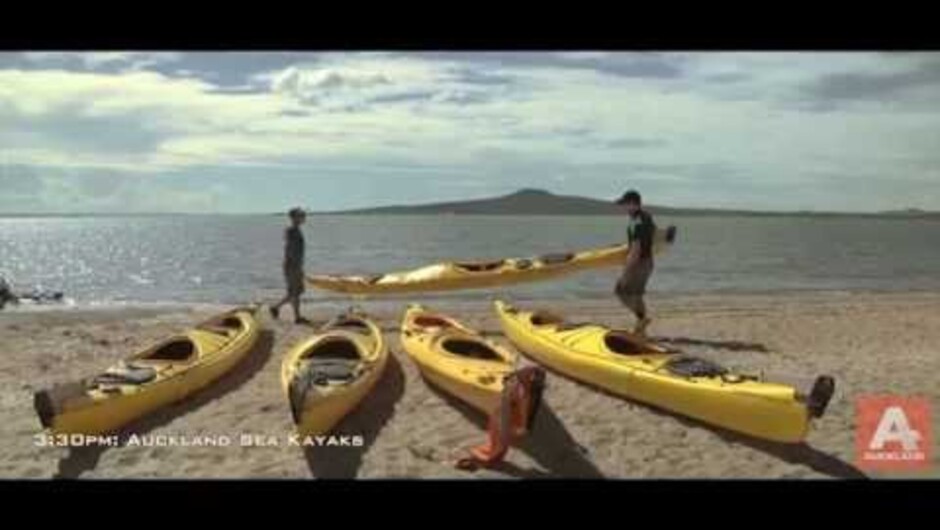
<box><xmin>270</xmin><ymin>207</ymin><xmax>311</xmax><ymax>325</ymax></box>
<box><xmin>614</xmin><ymin>190</ymin><xmax>655</xmax><ymax>336</ymax></box>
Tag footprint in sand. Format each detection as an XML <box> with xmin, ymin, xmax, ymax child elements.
<box><xmin>148</xmin><ymin>447</ymin><xmax>169</xmax><ymax>460</ymax></box>
<box><xmin>116</xmin><ymin>453</ymin><xmax>142</xmax><ymax>467</ymax></box>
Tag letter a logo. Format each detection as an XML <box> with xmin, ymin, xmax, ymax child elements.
<box><xmin>869</xmin><ymin>406</ymin><xmax>921</xmax><ymax>451</ymax></box>
<box><xmin>856</xmin><ymin>396</ymin><xmax>932</xmax><ymax>473</ymax></box>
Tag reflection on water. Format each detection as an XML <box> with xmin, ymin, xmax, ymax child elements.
<box><xmin>2</xmin><ymin>214</ymin><xmax>939</xmax><ymax>307</ymax></box>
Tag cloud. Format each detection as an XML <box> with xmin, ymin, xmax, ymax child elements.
<box><xmin>704</xmin><ymin>71</ymin><xmax>752</xmax><ymax>84</ymax></box>
<box><xmin>431</xmin><ymin>89</ymin><xmax>493</xmax><ymax>105</ymax></box>
<box><xmin>367</xmin><ymin>90</ymin><xmax>435</xmax><ymax>104</ymax></box>
<box><xmin>401</xmin><ymin>52</ymin><xmax>691</xmax><ymax>80</ymax></box>
<box><xmin>1</xmin><ymin>101</ymin><xmax>170</xmax><ymax>155</ymax></box>
<box><xmin>270</xmin><ymin>66</ymin><xmax>391</xmax><ymax>97</ymax></box>
<box><xmin>449</xmin><ymin>67</ymin><xmax>515</xmax><ymax>86</ymax></box>
<box><xmin>606</xmin><ymin>138</ymin><xmax>668</xmax><ymax>149</ymax></box>
<box><xmin>256</xmin><ymin>56</ymin><xmax>517</xmax><ymax>112</ymax></box>
<box><xmin>0</xmin><ymin>164</ymin><xmax>45</xmax><ymax>197</ymax></box>
<box><xmin>801</xmin><ymin>54</ymin><xmax>940</xmax><ymax>105</ymax></box>
<box><xmin>2</xmin><ymin>52</ymin><xmax>940</xmax><ymax>212</ymax></box>
<box><xmin>21</xmin><ymin>52</ymin><xmax>181</xmax><ymax>72</ymax></box>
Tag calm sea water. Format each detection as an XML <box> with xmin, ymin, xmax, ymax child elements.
<box><xmin>1</xmin><ymin>215</ymin><xmax>939</xmax><ymax>307</ymax></box>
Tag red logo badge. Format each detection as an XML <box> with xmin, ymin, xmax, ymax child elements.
<box><xmin>856</xmin><ymin>396</ymin><xmax>932</xmax><ymax>472</ymax></box>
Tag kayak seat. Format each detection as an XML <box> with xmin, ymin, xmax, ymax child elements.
<box><xmin>664</xmin><ymin>356</ymin><xmax>729</xmax><ymax>378</ymax></box>
<box><xmin>539</xmin><ymin>253</ymin><xmax>574</xmax><ymax>265</ymax></box>
<box><xmin>442</xmin><ymin>338</ymin><xmax>502</xmax><ymax>361</ymax></box>
<box><xmin>298</xmin><ymin>338</ymin><xmax>363</xmax><ymax>387</ymax></box>
<box><xmin>366</xmin><ymin>274</ymin><xmax>385</xmax><ymax>284</ymax></box>
<box><xmin>304</xmin><ymin>358</ymin><xmax>361</xmax><ymax>385</ymax></box>
<box><xmin>288</xmin><ymin>358</ymin><xmax>362</xmax><ymax>422</ymax></box>
<box><xmin>515</xmin><ymin>259</ymin><xmax>533</xmax><ymax>270</ymax></box>
<box><xmin>604</xmin><ymin>332</ymin><xmax>648</xmax><ymax>356</ymax></box>
<box><xmin>94</xmin><ymin>364</ymin><xmax>158</xmax><ymax>386</ymax></box>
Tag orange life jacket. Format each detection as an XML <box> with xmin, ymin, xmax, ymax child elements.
<box><xmin>456</xmin><ymin>366</ymin><xmax>546</xmax><ymax>470</ymax></box>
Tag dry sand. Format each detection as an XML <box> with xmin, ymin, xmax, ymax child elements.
<box><xmin>1</xmin><ymin>291</ymin><xmax>938</xmax><ymax>479</ymax></box>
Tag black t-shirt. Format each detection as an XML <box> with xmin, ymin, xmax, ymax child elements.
<box><xmin>284</xmin><ymin>226</ymin><xmax>305</xmax><ymax>270</ymax></box>
<box><xmin>626</xmin><ymin>210</ymin><xmax>655</xmax><ymax>260</ymax></box>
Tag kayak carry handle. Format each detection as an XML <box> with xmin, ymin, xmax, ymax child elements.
<box><xmin>807</xmin><ymin>375</ymin><xmax>836</xmax><ymax>418</ymax></box>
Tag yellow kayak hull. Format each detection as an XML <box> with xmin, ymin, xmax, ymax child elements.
<box><xmin>281</xmin><ymin>312</ymin><xmax>388</xmax><ymax>437</ymax></box>
<box><xmin>400</xmin><ymin>304</ymin><xmax>517</xmax><ymax>415</ymax></box>
<box><xmin>309</xmin><ymin>226</ymin><xmax>676</xmax><ymax>295</ymax></box>
<box><xmin>494</xmin><ymin>300</ymin><xmax>832</xmax><ymax>443</ymax></box>
<box><xmin>34</xmin><ymin>307</ymin><xmax>262</xmax><ymax>436</ymax></box>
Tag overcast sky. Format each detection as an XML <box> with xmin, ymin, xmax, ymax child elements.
<box><xmin>1</xmin><ymin>51</ymin><xmax>938</xmax><ymax>213</ymax></box>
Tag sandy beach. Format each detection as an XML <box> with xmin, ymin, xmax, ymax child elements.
<box><xmin>1</xmin><ymin>291</ymin><xmax>938</xmax><ymax>479</ymax></box>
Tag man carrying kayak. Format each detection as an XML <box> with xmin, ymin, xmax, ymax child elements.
<box><xmin>270</xmin><ymin>207</ymin><xmax>311</xmax><ymax>325</ymax></box>
<box><xmin>614</xmin><ymin>190</ymin><xmax>655</xmax><ymax>336</ymax></box>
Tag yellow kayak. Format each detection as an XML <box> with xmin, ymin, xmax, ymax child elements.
<box><xmin>494</xmin><ymin>300</ymin><xmax>835</xmax><ymax>443</ymax></box>
<box><xmin>309</xmin><ymin>226</ymin><xmax>677</xmax><ymax>295</ymax></box>
<box><xmin>281</xmin><ymin>311</ymin><xmax>388</xmax><ymax>437</ymax></box>
<box><xmin>33</xmin><ymin>306</ymin><xmax>262</xmax><ymax>435</ymax></box>
<box><xmin>400</xmin><ymin>304</ymin><xmax>519</xmax><ymax>414</ymax></box>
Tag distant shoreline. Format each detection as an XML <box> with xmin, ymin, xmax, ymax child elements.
<box><xmin>312</xmin><ymin>189</ymin><xmax>940</xmax><ymax>219</ymax></box>
<box><xmin>2</xmin><ymin>211</ymin><xmax>938</xmax><ymax>220</ymax></box>
<box><xmin>2</xmin><ymin>189</ymin><xmax>938</xmax><ymax>219</ymax></box>
<box><xmin>311</xmin><ymin>211</ymin><xmax>940</xmax><ymax>219</ymax></box>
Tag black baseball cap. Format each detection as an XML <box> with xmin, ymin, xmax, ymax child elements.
<box><xmin>615</xmin><ymin>190</ymin><xmax>642</xmax><ymax>205</ymax></box>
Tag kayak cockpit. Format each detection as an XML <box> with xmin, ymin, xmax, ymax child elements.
<box><xmin>301</xmin><ymin>338</ymin><xmax>361</xmax><ymax>361</ymax></box>
<box><xmin>455</xmin><ymin>260</ymin><xmax>505</xmax><ymax>273</ymax></box>
<box><xmin>530</xmin><ymin>311</ymin><xmax>590</xmax><ymax>332</ymax></box>
<box><xmin>136</xmin><ymin>339</ymin><xmax>197</xmax><ymax>363</ymax></box>
<box><xmin>441</xmin><ymin>337</ymin><xmax>503</xmax><ymax>361</ymax></box>
<box><xmin>198</xmin><ymin>315</ymin><xmax>246</xmax><ymax>337</ymax></box>
<box><xmin>538</xmin><ymin>252</ymin><xmax>574</xmax><ymax>266</ymax></box>
<box><xmin>604</xmin><ymin>332</ymin><xmax>649</xmax><ymax>356</ymax></box>
<box><xmin>323</xmin><ymin>316</ymin><xmax>371</xmax><ymax>333</ymax></box>
<box><xmin>289</xmin><ymin>337</ymin><xmax>364</xmax><ymax>422</ymax></box>
<box><xmin>413</xmin><ymin>315</ymin><xmax>456</xmax><ymax>329</ymax></box>
<box><xmin>531</xmin><ymin>312</ymin><xmax>564</xmax><ymax>326</ymax></box>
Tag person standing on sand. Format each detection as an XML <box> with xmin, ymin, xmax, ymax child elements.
<box><xmin>0</xmin><ymin>275</ymin><xmax>16</xmax><ymax>310</ymax></box>
<box><xmin>614</xmin><ymin>190</ymin><xmax>655</xmax><ymax>336</ymax></box>
<box><xmin>270</xmin><ymin>207</ymin><xmax>311</xmax><ymax>325</ymax></box>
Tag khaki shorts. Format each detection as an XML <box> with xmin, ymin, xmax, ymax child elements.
<box><xmin>285</xmin><ymin>267</ymin><xmax>305</xmax><ymax>297</ymax></box>
<box><xmin>615</xmin><ymin>259</ymin><xmax>653</xmax><ymax>299</ymax></box>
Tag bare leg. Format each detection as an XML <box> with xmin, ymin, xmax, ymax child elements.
<box><xmin>615</xmin><ymin>263</ymin><xmax>653</xmax><ymax>336</ymax></box>
<box><xmin>290</xmin><ymin>295</ymin><xmax>301</xmax><ymax>321</ymax></box>
<box><xmin>270</xmin><ymin>294</ymin><xmax>290</xmax><ymax>319</ymax></box>
<box><xmin>616</xmin><ymin>288</ymin><xmax>651</xmax><ymax>337</ymax></box>
<box><xmin>291</xmin><ymin>295</ymin><xmax>311</xmax><ymax>324</ymax></box>
<box><xmin>633</xmin><ymin>296</ymin><xmax>651</xmax><ymax>337</ymax></box>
